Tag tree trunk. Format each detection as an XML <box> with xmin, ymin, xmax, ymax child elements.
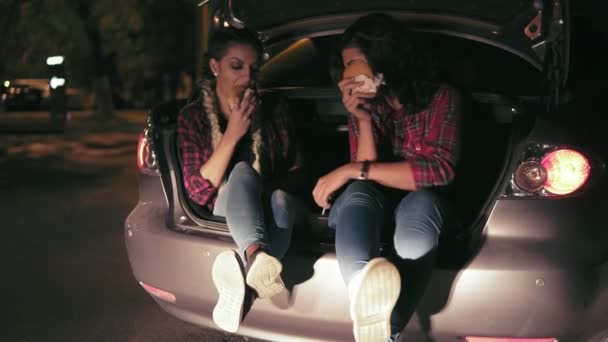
<box><xmin>94</xmin><ymin>76</ymin><xmax>114</xmax><ymax>120</ymax></box>
<box><xmin>75</xmin><ymin>0</ymin><xmax>114</xmax><ymax>120</ymax></box>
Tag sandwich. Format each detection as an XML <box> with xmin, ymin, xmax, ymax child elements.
<box><xmin>342</xmin><ymin>60</ymin><xmax>385</xmax><ymax>94</ymax></box>
<box><xmin>343</xmin><ymin>59</ymin><xmax>374</xmax><ymax>80</ymax></box>
<box><xmin>227</xmin><ymin>85</ymin><xmax>254</xmax><ymax>110</ymax></box>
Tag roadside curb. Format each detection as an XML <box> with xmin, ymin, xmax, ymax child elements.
<box><xmin>0</xmin><ymin>110</ymin><xmax>146</xmax><ymax>135</ymax></box>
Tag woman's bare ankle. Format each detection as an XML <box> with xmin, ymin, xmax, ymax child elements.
<box><xmin>245</xmin><ymin>243</ymin><xmax>262</xmax><ymax>262</ymax></box>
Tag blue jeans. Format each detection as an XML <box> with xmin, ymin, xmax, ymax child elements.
<box><xmin>213</xmin><ymin>161</ymin><xmax>307</xmax><ymax>260</ymax></box>
<box><xmin>328</xmin><ymin>180</ymin><xmax>450</xmax><ymax>333</ymax></box>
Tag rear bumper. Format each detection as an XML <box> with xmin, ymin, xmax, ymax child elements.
<box><xmin>125</xmin><ymin>201</ymin><xmax>353</xmax><ymax>342</ymax></box>
<box><xmin>125</xmin><ymin>201</ymin><xmax>597</xmax><ymax>342</ymax></box>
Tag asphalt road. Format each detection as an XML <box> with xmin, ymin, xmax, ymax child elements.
<box><xmin>0</xmin><ymin>111</ymin><xmax>264</xmax><ymax>342</ymax></box>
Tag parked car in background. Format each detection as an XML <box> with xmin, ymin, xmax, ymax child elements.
<box><xmin>125</xmin><ymin>0</ymin><xmax>608</xmax><ymax>341</ymax></box>
<box><xmin>1</xmin><ymin>80</ymin><xmax>45</xmax><ymax>111</ymax></box>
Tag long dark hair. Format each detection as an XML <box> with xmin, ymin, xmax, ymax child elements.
<box><xmin>200</xmin><ymin>27</ymin><xmax>264</xmax><ymax>81</ymax></box>
<box><xmin>330</xmin><ymin>13</ymin><xmax>440</xmax><ymax>113</ymax></box>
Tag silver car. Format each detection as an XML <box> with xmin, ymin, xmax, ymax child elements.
<box><xmin>125</xmin><ymin>1</ymin><xmax>608</xmax><ymax>341</ymax></box>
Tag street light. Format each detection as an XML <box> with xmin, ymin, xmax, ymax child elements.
<box><xmin>50</xmin><ymin>77</ymin><xmax>66</xmax><ymax>89</ymax></box>
<box><xmin>46</xmin><ymin>56</ymin><xmax>65</xmax><ymax>66</ymax></box>
<box><xmin>47</xmin><ymin>55</ymin><xmax>67</xmax><ymax>129</ymax></box>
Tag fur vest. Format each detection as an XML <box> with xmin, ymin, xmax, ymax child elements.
<box><xmin>200</xmin><ymin>79</ymin><xmax>263</xmax><ymax>191</ymax></box>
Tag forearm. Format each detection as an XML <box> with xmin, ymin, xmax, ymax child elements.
<box><xmin>355</xmin><ymin>118</ymin><xmax>377</xmax><ymax>161</ymax></box>
<box><xmin>200</xmin><ymin>134</ymin><xmax>239</xmax><ymax>187</ymax></box>
<box><xmin>347</xmin><ymin>161</ymin><xmax>417</xmax><ymax>191</ymax></box>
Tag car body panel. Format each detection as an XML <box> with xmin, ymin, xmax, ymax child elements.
<box><xmin>125</xmin><ymin>187</ymin><xmax>600</xmax><ymax>341</ymax></box>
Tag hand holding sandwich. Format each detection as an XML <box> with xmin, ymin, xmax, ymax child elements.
<box><xmin>338</xmin><ymin>78</ymin><xmax>376</xmax><ymax>122</ymax></box>
<box><xmin>339</xmin><ymin>60</ymin><xmax>383</xmax><ymax>122</ymax></box>
<box><xmin>225</xmin><ymin>87</ymin><xmax>257</xmax><ymax>142</ymax></box>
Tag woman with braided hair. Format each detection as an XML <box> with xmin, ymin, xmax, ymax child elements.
<box><xmin>177</xmin><ymin>27</ymin><xmax>307</xmax><ymax>333</ymax></box>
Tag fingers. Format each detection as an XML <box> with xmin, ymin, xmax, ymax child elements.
<box><xmin>313</xmin><ymin>190</ymin><xmax>329</xmax><ymax>209</ymax></box>
<box><xmin>339</xmin><ymin>79</ymin><xmax>364</xmax><ymax>96</ymax></box>
<box><xmin>232</xmin><ymin>90</ymin><xmax>257</xmax><ymax>118</ymax></box>
<box><xmin>354</xmin><ymin>92</ymin><xmax>376</xmax><ymax>99</ymax></box>
<box><xmin>312</xmin><ymin>179</ymin><xmax>332</xmax><ymax>209</ymax></box>
<box><xmin>344</xmin><ymin>96</ymin><xmax>359</xmax><ymax>113</ymax></box>
<box><xmin>225</xmin><ymin>89</ymin><xmax>256</xmax><ymax>138</ymax></box>
<box><xmin>243</xmin><ymin>103</ymin><xmax>256</xmax><ymax>121</ymax></box>
<box><xmin>344</xmin><ymin>96</ymin><xmax>368</xmax><ymax>113</ymax></box>
<box><xmin>338</xmin><ymin>78</ymin><xmax>354</xmax><ymax>93</ymax></box>
<box><xmin>239</xmin><ymin>88</ymin><xmax>255</xmax><ymax>108</ymax></box>
<box><xmin>343</xmin><ymin>90</ymin><xmax>362</xmax><ymax>109</ymax></box>
<box><xmin>340</xmin><ymin>80</ymin><xmax>376</xmax><ymax>114</ymax></box>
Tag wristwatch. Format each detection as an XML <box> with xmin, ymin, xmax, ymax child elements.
<box><xmin>358</xmin><ymin>160</ymin><xmax>370</xmax><ymax>180</ymax></box>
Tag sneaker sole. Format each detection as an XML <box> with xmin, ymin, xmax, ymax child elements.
<box><xmin>212</xmin><ymin>250</ymin><xmax>246</xmax><ymax>333</ymax></box>
<box><xmin>350</xmin><ymin>258</ymin><xmax>401</xmax><ymax>342</ymax></box>
<box><xmin>245</xmin><ymin>252</ymin><xmax>286</xmax><ymax>300</ymax></box>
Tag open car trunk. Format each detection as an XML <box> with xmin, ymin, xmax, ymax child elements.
<box><xmin>148</xmin><ymin>31</ymin><xmax>546</xmax><ymax>270</ymax></box>
<box><xmin>152</xmin><ymin>93</ymin><xmax>519</xmax><ymax>266</ymax></box>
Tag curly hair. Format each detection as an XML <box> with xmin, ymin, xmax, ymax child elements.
<box><xmin>200</xmin><ymin>27</ymin><xmax>264</xmax><ymax>81</ymax></box>
<box><xmin>329</xmin><ymin>12</ymin><xmax>440</xmax><ymax>113</ymax></box>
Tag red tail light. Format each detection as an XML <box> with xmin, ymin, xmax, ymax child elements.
<box><xmin>512</xmin><ymin>147</ymin><xmax>591</xmax><ymax>197</ymax></box>
<box><xmin>541</xmin><ymin>149</ymin><xmax>590</xmax><ymax>195</ymax></box>
<box><xmin>137</xmin><ymin>130</ymin><xmax>158</xmax><ymax>174</ymax></box>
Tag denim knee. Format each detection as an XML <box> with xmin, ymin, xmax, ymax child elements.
<box><xmin>329</xmin><ymin>181</ymin><xmax>386</xmax><ymax>228</ymax></box>
<box><xmin>271</xmin><ymin>189</ymin><xmax>293</xmax><ymax>230</ymax></box>
<box><xmin>229</xmin><ymin>161</ymin><xmax>260</xmax><ymax>183</ymax></box>
<box><xmin>393</xmin><ymin>190</ymin><xmax>444</xmax><ymax>260</ymax></box>
<box><xmin>336</xmin><ymin>181</ymin><xmax>384</xmax><ymax>210</ymax></box>
<box><xmin>342</xmin><ymin>180</ymin><xmax>379</xmax><ymax>197</ymax></box>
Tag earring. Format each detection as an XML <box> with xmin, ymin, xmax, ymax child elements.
<box><xmin>213</xmin><ymin>72</ymin><xmax>218</xmax><ymax>77</ymax></box>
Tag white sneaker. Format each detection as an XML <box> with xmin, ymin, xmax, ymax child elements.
<box><xmin>245</xmin><ymin>251</ymin><xmax>286</xmax><ymax>300</ymax></box>
<box><xmin>348</xmin><ymin>258</ymin><xmax>401</xmax><ymax>342</ymax></box>
<box><xmin>212</xmin><ymin>250</ymin><xmax>246</xmax><ymax>333</ymax></box>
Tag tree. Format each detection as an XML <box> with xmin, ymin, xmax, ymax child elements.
<box><xmin>94</xmin><ymin>0</ymin><xmax>196</xmax><ymax>108</ymax></box>
<box><xmin>0</xmin><ymin>0</ymin><xmax>197</xmax><ymax>117</ymax></box>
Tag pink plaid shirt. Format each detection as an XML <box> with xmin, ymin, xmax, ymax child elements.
<box><xmin>348</xmin><ymin>84</ymin><xmax>461</xmax><ymax>189</ymax></box>
<box><xmin>177</xmin><ymin>95</ymin><xmax>298</xmax><ymax>211</ymax></box>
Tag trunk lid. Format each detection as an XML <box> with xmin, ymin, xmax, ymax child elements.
<box><xmin>204</xmin><ymin>0</ymin><xmax>570</xmax><ymax>103</ymax></box>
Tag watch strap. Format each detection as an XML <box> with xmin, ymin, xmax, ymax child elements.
<box><xmin>358</xmin><ymin>160</ymin><xmax>370</xmax><ymax>180</ymax></box>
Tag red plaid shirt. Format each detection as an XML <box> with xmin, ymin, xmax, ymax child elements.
<box><xmin>349</xmin><ymin>84</ymin><xmax>461</xmax><ymax>189</ymax></box>
<box><xmin>177</xmin><ymin>95</ymin><xmax>298</xmax><ymax>211</ymax></box>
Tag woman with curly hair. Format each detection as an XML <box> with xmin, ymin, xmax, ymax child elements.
<box><xmin>177</xmin><ymin>27</ymin><xmax>307</xmax><ymax>333</ymax></box>
<box><xmin>313</xmin><ymin>13</ymin><xmax>461</xmax><ymax>342</ymax></box>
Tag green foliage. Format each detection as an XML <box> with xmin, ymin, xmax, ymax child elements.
<box><xmin>0</xmin><ymin>0</ymin><xmax>88</xmax><ymax>80</ymax></box>
<box><xmin>0</xmin><ymin>0</ymin><xmax>197</xmax><ymax>106</ymax></box>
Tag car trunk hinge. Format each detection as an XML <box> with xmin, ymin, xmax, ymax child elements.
<box><xmin>545</xmin><ymin>41</ymin><xmax>562</xmax><ymax>113</ymax></box>
<box><xmin>544</xmin><ymin>0</ymin><xmax>569</xmax><ymax>113</ymax></box>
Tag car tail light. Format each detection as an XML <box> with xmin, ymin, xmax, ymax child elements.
<box><xmin>511</xmin><ymin>146</ymin><xmax>591</xmax><ymax>197</ymax></box>
<box><xmin>139</xmin><ymin>281</ymin><xmax>176</xmax><ymax>303</ymax></box>
<box><xmin>466</xmin><ymin>338</ymin><xmax>557</xmax><ymax>342</ymax></box>
<box><xmin>514</xmin><ymin>160</ymin><xmax>547</xmax><ymax>193</ymax></box>
<box><xmin>137</xmin><ymin>128</ymin><xmax>159</xmax><ymax>174</ymax></box>
<box><xmin>541</xmin><ymin>149</ymin><xmax>590</xmax><ymax>195</ymax></box>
